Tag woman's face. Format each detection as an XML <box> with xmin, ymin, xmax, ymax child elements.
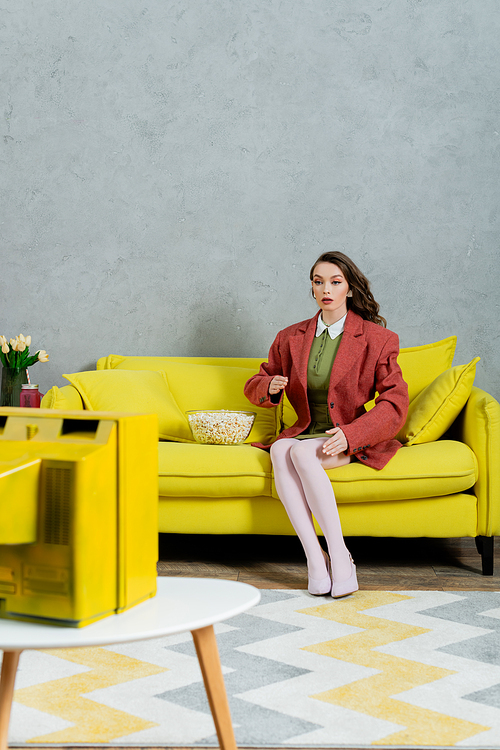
<box><xmin>311</xmin><ymin>262</ymin><xmax>351</xmax><ymax>323</ymax></box>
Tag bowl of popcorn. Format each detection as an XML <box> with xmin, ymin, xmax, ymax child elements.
<box><xmin>186</xmin><ymin>410</ymin><xmax>256</xmax><ymax>445</ymax></box>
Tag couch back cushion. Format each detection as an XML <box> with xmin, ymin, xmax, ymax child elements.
<box><xmin>282</xmin><ymin>335</ymin><xmax>459</xmax><ymax>429</ymax></box>
<box><xmin>97</xmin><ymin>337</ymin><xmax>457</xmax><ymax>437</ymax></box>
<box><xmin>397</xmin><ymin>335</ymin><xmax>457</xmax><ymax>402</ymax></box>
<box><xmin>97</xmin><ymin>355</ymin><xmax>267</xmax><ymax>371</ymax></box>
<box><xmin>397</xmin><ymin>357</ymin><xmax>480</xmax><ymax>444</ymax></box>
<box><xmin>162</xmin><ymin>362</ymin><xmax>277</xmax><ymax>444</ymax></box>
<box><xmin>360</xmin><ymin>335</ymin><xmax>458</xmax><ymax>423</ymax></box>
<box><xmin>97</xmin><ymin>356</ymin><xmax>277</xmax><ymax>445</ymax></box>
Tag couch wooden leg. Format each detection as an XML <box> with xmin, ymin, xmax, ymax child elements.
<box><xmin>476</xmin><ymin>536</ymin><xmax>494</xmax><ymax>575</ymax></box>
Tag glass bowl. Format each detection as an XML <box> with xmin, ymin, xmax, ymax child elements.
<box><xmin>186</xmin><ymin>410</ymin><xmax>256</xmax><ymax>445</ymax></box>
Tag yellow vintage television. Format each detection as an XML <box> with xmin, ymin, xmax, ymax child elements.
<box><xmin>0</xmin><ymin>408</ymin><xmax>158</xmax><ymax>627</ymax></box>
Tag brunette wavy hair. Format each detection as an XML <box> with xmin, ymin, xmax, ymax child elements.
<box><xmin>309</xmin><ymin>251</ymin><xmax>387</xmax><ymax>327</ymax></box>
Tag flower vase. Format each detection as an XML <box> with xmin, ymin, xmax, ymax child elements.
<box><xmin>1</xmin><ymin>367</ymin><xmax>29</xmax><ymax>407</ymax></box>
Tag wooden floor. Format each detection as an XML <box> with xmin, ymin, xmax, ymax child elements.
<box><xmin>158</xmin><ymin>533</ymin><xmax>500</xmax><ymax>590</ymax></box>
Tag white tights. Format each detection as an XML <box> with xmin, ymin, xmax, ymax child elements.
<box><xmin>270</xmin><ymin>438</ymin><xmax>352</xmax><ymax>583</ymax></box>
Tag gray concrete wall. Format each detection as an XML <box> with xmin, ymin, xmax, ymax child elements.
<box><xmin>2</xmin><ymin>1</ymin><xmax>499</xmax><ymax>398</ymax></box>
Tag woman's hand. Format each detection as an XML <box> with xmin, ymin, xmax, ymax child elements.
<box><xmin>322</xmin><ymin>427</ymin><xmax>348</xmax><ymax>456</ymax></box>
<box><xmin>268</xmin><ymin>375</ymin><xmax>288</xmax><ymax>395</ymax></box>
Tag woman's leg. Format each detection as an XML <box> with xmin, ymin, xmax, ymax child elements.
<box><xmin>270</xmin><ymin>439</ymin><xmax>329</xmax><ymax>582</ymax></box>
<box><xmin>289</xmin><ymin>439</ymin><xmax>352</xmax><ymax>584</ymax></box>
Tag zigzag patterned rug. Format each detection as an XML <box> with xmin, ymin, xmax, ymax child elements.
<box><xmin>6</xmin><ymin>589</ymin><xmax>500</xmax><ymax>748</ymax></box>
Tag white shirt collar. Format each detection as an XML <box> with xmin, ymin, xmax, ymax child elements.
<box><xmin>315</xmin><ymin>312</ymin><xmax>347</xmax><ymax>340</ymax></box>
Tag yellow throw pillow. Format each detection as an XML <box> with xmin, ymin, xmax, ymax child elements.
<box><xmin>397</xmin><ymin>357</ymin><xmax>480</xmax><ymax>445</ymax></box>
<box><xmin>63</xmin><ymin>370</ymin><xmax>192</xmax><ymax>442</ymax></box>
<box><xmin>397</xmin><ymin>335</ymin><xmax>457</xmax><ymax>403</ymax></box>
<box><xmin>162</xmin><ymin>362</ymin><xmax>278</xmax><ymax>445</ymax></box>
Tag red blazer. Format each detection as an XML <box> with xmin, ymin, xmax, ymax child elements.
<box><xmin>244</xmin><ymin>309</ymin><xmax>409</xmax><ymax>470</ymax></box>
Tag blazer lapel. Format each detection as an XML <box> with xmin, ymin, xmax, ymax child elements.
<box><xmin>289</xmin><ymin>313</ymin><xmax>318</xmax><ymax>396</ymax></box>
<box><xmin>328</xmin><ymin>310</ymin><xmax>366</xmax><ymax>390</ymax></box>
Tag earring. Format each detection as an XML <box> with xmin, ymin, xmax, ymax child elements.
<box><xmin>347</xmin><ymin>290</ymin><xmax>353</xmax><ymax>298</ymax></box>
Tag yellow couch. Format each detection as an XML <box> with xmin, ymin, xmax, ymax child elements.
<box><xmin>41</xmin><ymin>336</ymin><xmax>500</xmax><ymax>574</ymax></box>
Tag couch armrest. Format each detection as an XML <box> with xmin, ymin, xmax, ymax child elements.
<box><xmin>41</xmin><ymin>385</ymin><xmax>84</xmax><ymax>410</ymax></box>
<box><xmin>454</xmin><ymin>386</ymin><xmax>500</xmax><ymax>536</ymax></box>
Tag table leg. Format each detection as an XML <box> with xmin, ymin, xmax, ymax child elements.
<box><xmin>191</xmin><ymin>625</ymin><xmax>237</xmax><ymax>750</ymax></box>
<box><xmin>0</xmin><ymin>650</ymin><xmax>21</xmax><ymax>750</ymax></box>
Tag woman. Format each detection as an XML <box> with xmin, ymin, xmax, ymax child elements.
<box><xmin>244</xmin><ymin>252</ymin><xmax>408</xmax><ymax>598</ymax></box>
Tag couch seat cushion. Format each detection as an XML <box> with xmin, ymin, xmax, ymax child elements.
<box><xmin>320</xmin><ymin>440</ymin><xmax>477</xmax><ymax>504</ymax></box>
<box><xmin>158</xmin><ymin>442</ymin><xmax>273</xmax><ymax>498</ymax></box>
<box><xmin>159</xmin><ymin>440</ymin><xmax>476</xmax><ymax>505</ymax></box>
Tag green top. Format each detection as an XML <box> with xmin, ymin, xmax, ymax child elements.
<box><xmin>294</xmin><ymin>330</ymin><xmax>343</xmax><ymax>439</ymax></box>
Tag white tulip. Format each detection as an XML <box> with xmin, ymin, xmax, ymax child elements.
<box><xmin>1</xmin><ymin>342</ymin><xmax>9</xmax><ymax>354</ymax></box>
<box><xmin>25</xmin><ymin>335</ymin><xmax>31</xmax><ymax>347</ymax></box>
<box><xmin>37</xmin><ymin>350</ymin><xmax>49</xmax><ymax>362</ymax></box>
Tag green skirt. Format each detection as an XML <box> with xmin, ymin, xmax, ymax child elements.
<box><xmin>294</xmin><ymin>402</ymin><xmax>333</xmax><ymax>440</ymax></box>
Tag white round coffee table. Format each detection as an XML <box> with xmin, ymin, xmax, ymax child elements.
<box><xmin>0</xmin><ymin>577</ymin><xmax>260</xmax><ymax>750</ymax></box>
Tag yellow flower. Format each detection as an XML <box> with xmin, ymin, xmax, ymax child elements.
<box><xmin>25</xmin><ymin>335</ymin><xmax>31</xmax><ymax>346</ymax></box>
<box><xmin>1</xmin><ymin>342</ymin><xmax>9</xmax><ymax>354</ymax></box>
<box><xmin>0</xmin><ymin>335</ymin><xmax>6</xmax><ymax>346</ymax></box>
<box><xmin>10</xmin><ymin>338</ymin><xmax>19</xmax><ymax>351</ymax></box>
<box><xmin>16</xmin><ymin>341</ymin><xmax>26</xmax><ymax>352</ymax></box>
<box><xmin>17</xmin><ymin>334</ymin><xmax>26</xmax><ymax>344</ymax></box>
<box><xmin>37</xmin><ymin>350</ymin><xmax>49</xmax><ymax>362</ymax></box>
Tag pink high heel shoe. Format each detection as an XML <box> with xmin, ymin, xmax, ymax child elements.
<box><xmin>308</xmin><ymin>549</ymin><xmax>332</xmax><ymax>596</ymax></box>
<box><xmin>331</xmin><ymin>554</ymin><xmax>358</xmax><ymax>599</ymax></box>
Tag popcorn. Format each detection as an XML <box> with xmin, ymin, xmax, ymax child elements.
<box><xmin>187</xmin><ymin>410</ymin><xmax>256</xmax><ymax>445</ymax></box>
